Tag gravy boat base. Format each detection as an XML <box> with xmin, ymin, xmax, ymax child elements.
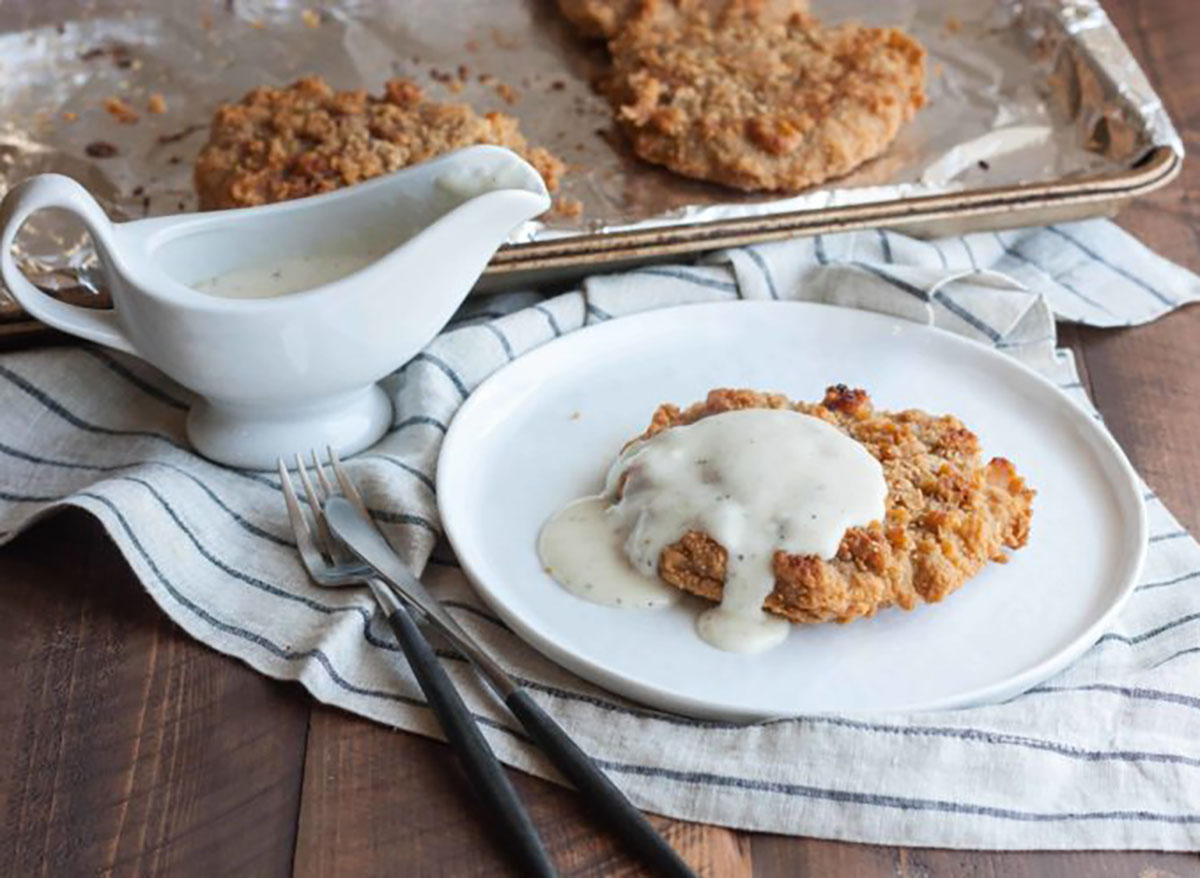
<box><xmin>0</xmin><ymin>146</ymin><xmax>551</xmax><ymax>470</ymax></box>
<box><xmin>188</xmin><ymin>384</ymin><xmax>392</xmax><ymax>471</ymax></box>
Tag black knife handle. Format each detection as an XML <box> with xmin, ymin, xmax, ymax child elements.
<box><xmin>505</xmin><ymin>689</ymin><xmax>695</xmax><ymax>877</ymax></box>
<box><xmin>387</xmin><ymin>607</ymin><xmax>556</xmax><ymax>878</ymax></box>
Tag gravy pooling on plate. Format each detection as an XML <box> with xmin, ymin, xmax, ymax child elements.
<box><xmin>537</xmin><ymin>496</ymin><xmax>681</xmax><ymax>609</ymax></box>
<box><xmin>539</xmin><ymin>407</ymin><xmax>888</xmax><ymax>653</ymax></box>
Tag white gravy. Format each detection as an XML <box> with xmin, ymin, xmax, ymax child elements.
<box><xmin>435</xmin><ymin>164</ymin><xmax>537</xmax><ymax>200</ymax></box>
<box><xmin>538</xmin><ymin>497</ymin><xmax>680</xmax><ymax>609</ymax></box>
<box><xmin>538</xmin><ymin>408</ymin><xmax>887</xmax><ymax>654</ymax></box>
<box><xmin>192</xmin><ymin>250</ymin><xmax>382</xmax><ymax>299</ymax></box>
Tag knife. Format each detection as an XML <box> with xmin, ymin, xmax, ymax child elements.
<box><xmin>325</xmin><ymin>496</ymin><xmax>696</xmax><ymax>878</ymax></box>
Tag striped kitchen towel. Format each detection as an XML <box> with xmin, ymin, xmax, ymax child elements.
<box><xmin>2</xmin><ymin>218</ymin><xmax>1200</xmax><ymax>850</ymax></box>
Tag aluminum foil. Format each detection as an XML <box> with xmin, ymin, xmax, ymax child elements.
<box><xmin>0</xmin><ymin>0</ymin><xmax>1181</xmax><ymax>317</ymax></box>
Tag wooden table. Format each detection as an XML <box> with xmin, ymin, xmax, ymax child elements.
<box><xmin>4</xmin><ymin>0</ymin><xmax>1200</xmax><ymax>874</ymax></box>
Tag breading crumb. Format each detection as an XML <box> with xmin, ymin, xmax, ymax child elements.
<box><xmin>495</xmin><ymin>82</ymin><xmax>519</xmax><ymax>105</ymax></box>
<box><xmin>147</xmin><ymin>93</ymin><xmax>167</xmax><ymax>114</ymax></box>
<box><xmin>103</xmin><ymin>96</ymin><xmax>139</xmax><ymax>124</ymax></box>
<box><xmin>552</xmin><ymin>196</ymin><xmax>584</xmax><ymax>219</ymax></box>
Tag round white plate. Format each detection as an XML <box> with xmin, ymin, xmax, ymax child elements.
<box><xmin>437</xmin><ymin>301</ymin><xmax>1146</xmax><ymax>720</ymax></box>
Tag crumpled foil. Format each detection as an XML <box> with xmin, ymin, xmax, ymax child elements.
<box><xmin>0</xmin><ymin>0</ymin><xmax>1181</xmax><ymax>315</ymax></box>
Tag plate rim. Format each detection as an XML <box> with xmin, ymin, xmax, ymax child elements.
<box><xmin>436</xmin><ymin>300</ymin><xmax>1148</xmax><ymax>720</ymax></box>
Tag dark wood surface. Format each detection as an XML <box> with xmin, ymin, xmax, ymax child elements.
<box><xmin>3</xmin><ymin>0</ymin><xmax>1200</xmax><ymax>874</ymax></box>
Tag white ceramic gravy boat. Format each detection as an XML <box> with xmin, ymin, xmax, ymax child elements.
<box><xmin>0</xmin><ymin>145</ymin><xmax>550</xmax><ymax>469</ymax></box>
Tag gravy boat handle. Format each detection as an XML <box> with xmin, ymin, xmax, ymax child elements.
<box><xmin>0</xmin><ymin>174</ymin><xmax>137</xmax><ymax>354</ymax></box>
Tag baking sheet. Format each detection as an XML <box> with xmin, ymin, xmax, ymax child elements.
<box><xmin>0</xmin><ymin>0</ymin><xmax>1181</xmax><ymax>316</ymax></box>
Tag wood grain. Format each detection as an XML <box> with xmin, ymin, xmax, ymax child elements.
<box><xmin>0</xmin><ymin>512</ymin><xmax>310</xmax><ymax>877</ymax></box>
<box><xmin>291</xmin><ymin>705</ymin><xmax>748</xmax><ymax>877</ymax></box>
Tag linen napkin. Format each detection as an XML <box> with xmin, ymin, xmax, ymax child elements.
<box><xmin>2</xmin><ymin>219</ymin><xmax>1200</xmax><ymax>850</ymax></box>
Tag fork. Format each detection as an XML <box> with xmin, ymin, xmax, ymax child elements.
<box><xmin>313</xmin><ymin>448</ymin><xmax>696</xmax><ymax>878</ymax></box>
<box><xmin>278</xmin><ymin>453</ymin><xmax>556</xmax><ymax>878</ymax></box>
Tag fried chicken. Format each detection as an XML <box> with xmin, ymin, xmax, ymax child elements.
<box><xmin>605</xmin><ymin>4</ymin><xmax>926</xmax><ymax>192</ymax></box>
<box><xmin>630</xmin><ymin>387</ymin><xmax>1033</xmax><ymax>625</ymax></box>
<box><xmin>194</xmin><ymin>75</ymin><xmax>564</xmax><ymax>210</ymax></box>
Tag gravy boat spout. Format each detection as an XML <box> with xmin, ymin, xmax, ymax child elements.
<box><xmin>0</xmin><ymin>145</ymin><xmax>551</xmax><ymax>469</ymax></box>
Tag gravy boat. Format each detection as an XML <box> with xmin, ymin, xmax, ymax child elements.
<box><xmin>0</xmin><ymin>146</ymin><xmax>550</xmax><ymax>469</ymax></box>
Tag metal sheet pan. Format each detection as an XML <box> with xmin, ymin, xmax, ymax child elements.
<box><xmin>0</xmin><ymin>0</ymin><xmax>1182</xmax><ymax>346</ymax></box>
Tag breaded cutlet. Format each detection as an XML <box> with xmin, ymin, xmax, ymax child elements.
<box><xmin>627</xmin><ymin>387</ymin><xmax>1033</xmax><ymax>625</ymax></box>
<box><xmin>194</xmin><ymin>75</ymin><xmax>564</xmax><ymax>210</ymax></box>
<box><xmin>605</xmin><ymin>3</ymin><xmax>925</xmax><ymax>192</ymax></box>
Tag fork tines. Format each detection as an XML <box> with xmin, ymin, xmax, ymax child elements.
<box><xmin>278</xmin><ymin>447</ymin><xmax>373</xmax><ymax>571</ymax></box>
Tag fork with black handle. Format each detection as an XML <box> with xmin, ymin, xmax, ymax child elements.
<box><xmin>319</xmin><ymin>448</ymin><xmax>696</xmax><ymax>878</ymax></box>
<box><xmin>278</xmin><ymin>454</ymin><xmax>557</xmax><ymax>878</ymax></box>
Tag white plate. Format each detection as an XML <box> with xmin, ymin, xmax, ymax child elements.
<box><xmin>437</xmin><ymin>302</ymin><xmax>1146</xmax><ymax>720</ymax></box>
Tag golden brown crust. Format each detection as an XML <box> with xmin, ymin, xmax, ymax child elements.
<box><xmin>605</xmin><ymin>6</ymin><xmax>926</xmax><ymax>192</ymax></box>
<box><xmin>194</xmin><ymin>75</ymin><xmax>564</xmax><ymax>210</ymax></box>
<box><xmin>635</xmin><ymin>387</ymin><xmax>1035</xmax><ymax>625</ymax></box>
